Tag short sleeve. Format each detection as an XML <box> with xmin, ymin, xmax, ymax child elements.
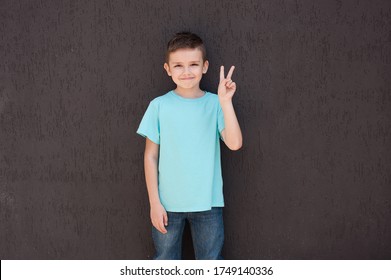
<box><xmin>136</xmin><ymin>100</ymin><xmax>160</xmax><ymax>144</ymax></box>
<box><xmin>217</xmin><ymin>102</ymin><xmax>225</xmax><ymax>135</ymax></box>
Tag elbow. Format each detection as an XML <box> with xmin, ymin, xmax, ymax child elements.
<box><xmin>227</xmin><ymin>140</ymin><xmax>242</xmax><ymax>151</ymax></box>
<box><xmin>144</xmin><ymin>152</ymin><xmax>159</xmax><ymax>164</ymax></box>
<box><xmin>222</xmin><ymin>131</ymin><xmax>243</xmax><ymax>151</ymax></box>
<box><xmin>230</xmin><ymin>144</ymin><xmax>242</xmax><ymax>151</ymax></box>
<box><xmin>145</xmin><ymin>155</ymin><xmax>158</xmax><ymax>164</ymax></box>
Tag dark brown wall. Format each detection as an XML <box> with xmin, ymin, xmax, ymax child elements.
<box><xmin>1</xmin><ymin>0</ymin><xmax>390</xmax><ymax>259</ymax></box>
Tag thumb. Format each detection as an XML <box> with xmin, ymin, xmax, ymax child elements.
<box><xmin>163</xmin><ymin>212</ymin><xmax>168</xmax><ymax>226</ymax></box>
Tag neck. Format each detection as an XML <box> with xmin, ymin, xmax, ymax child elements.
<box><xmin>174</xmin><ymin>87</ymin><xmax>205</xmax><ymax>99</ymax></box>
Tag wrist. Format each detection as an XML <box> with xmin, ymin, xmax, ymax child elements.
<box><xmin>219</xmin><ymin>99</ymin><xmax>234</xmax><ymax>108</ymax></box>
<box><xmin>149</xmin><ymin>197</ymin><xmax>161</xmax><ymax>207</ymax></box>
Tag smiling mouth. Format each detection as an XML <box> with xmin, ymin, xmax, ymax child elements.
<box><xmin>180</xmin><ymin>77</ymin><xmax>194</xmax><ymax>80</ymax></box>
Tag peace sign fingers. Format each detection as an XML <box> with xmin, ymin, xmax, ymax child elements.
<box><xmin>218</xmin><ymin>65</ymin><xmax>237</xmax><ymax>102</ymax></box>
<box><xmin>220</xmin><ymin>65</ymin><xmax>235</xmax><ymax>81</ymax></box>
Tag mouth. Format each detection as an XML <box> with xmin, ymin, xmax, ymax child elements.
<box><xmin>180</xmin><ymin>77</ymin><xmax>194</xmax><ymax>80</ymax></box>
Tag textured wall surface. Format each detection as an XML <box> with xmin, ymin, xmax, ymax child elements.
<box><xmin>1</xmin><ymin>0</ymin><xmax>390</xmax><ymax>259</ymax></box>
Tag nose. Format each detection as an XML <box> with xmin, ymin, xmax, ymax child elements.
<box><xmin>183</xmin><ymin>66</ymin><xmax>191</xmax><ymax>74</ymax></box>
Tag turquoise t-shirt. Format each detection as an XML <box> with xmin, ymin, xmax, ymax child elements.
<box><xmin>137</xmin><ymin>90</ymin><xmax>225</xmax><ymax>212</ymax></box>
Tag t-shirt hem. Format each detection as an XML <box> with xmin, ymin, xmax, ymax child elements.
<box><xmin>164</xmin><ymin>203</ymin><xmax>225</xmax><ymax>213</ymax></box>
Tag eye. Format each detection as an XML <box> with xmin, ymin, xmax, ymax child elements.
<box><xmin>191</xmin><ymin>64</ymin><xmax>199</xmax><ymax>66</ymax></box>
<box><xmin>174</xmin><ymin>65</ymin><xmax>182</xmax><ymax>68</ymax></box>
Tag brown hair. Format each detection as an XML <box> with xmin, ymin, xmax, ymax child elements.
<box><xmin>165</xmin><ymin>32</ymin><xmax>207</xmax><ymax>63</ymax></box>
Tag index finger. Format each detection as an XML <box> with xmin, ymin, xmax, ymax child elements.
<box><xmin>226</xmin><ymin>66</ymin><xmax>235</xmax><ymax>80</ymax></box>
<box><xmin>220</xmin><ymin>66</ymin><xmax>225</xmax><ymax>82</ymax></box>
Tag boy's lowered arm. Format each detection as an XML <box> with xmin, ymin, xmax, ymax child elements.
<box><xmin>144</xmin><ymin>138</ymin><xmax>168</xmax><ymax>234</ymax></box>
<box><xmin>218</xmin><ymin>66</ymin><xmax>243</xmax><ymax>151</ymax></box>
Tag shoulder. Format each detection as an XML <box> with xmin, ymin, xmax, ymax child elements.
<box><xmin>148</xmin><ymin>91</ymin><xmax>172</xmax><ymax>107</ymax></box>
<box><xmin>204</xmin><ymin>91</ymin><xmax>222</xmax><ymax>108</ymax></box>
<box><xmin>205</xmin><ymin>91</ymin><xmax>219</xmax><ymax>102</ymax></box>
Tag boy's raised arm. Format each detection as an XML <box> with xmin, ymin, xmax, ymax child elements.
<box><xmin>218</xmin><ymin>66</ymin><xmax>243</xmax><ymax>151</ymax></box>
<box><xmin>144</xmin><ymin>138</ymin><xmax>168</xmax><ymax>234</ymax></box>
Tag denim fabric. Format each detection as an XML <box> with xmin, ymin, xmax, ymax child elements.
<box><xmin>152</xmin><ymin>207</ymin><xmax>224</xmax><ymax>260</ymax></box>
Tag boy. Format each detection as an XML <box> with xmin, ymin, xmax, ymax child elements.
<box><xmin>137</xmin><ymin>32</ymin><xmax>242</xmax><ymax>260</ymax></box>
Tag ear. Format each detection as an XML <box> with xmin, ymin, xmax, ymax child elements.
<box><xmin>202</xmin><ymin>60</ymin><xmax>209</xmax><ymax>74</ymax></box>
<box><xmin>164</xmin><ymin>63</ymin><xmax>172</xmax><ymax>76</ymax></box>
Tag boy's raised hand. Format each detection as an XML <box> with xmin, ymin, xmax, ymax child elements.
<box><xmin>218</xmin><ymin>65</ymin><xmax>237</xmax><ymax>103</ymax></box>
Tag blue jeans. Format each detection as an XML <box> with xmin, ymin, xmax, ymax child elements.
<box><xmin>152</xmin><ymin>207</ymin><xmax>224</xmax><ymax>260</ymax></box>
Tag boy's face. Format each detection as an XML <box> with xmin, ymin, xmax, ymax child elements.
<box><xmin>164</xmin><ymin>48</ymin><xmax>209</xmax><ymax>90</ymax></box>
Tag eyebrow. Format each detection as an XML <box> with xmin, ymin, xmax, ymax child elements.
<box><xmin>171</xmin><ymin>61</ymin><xmax>201</xmax><ymax>64</ymax></box>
